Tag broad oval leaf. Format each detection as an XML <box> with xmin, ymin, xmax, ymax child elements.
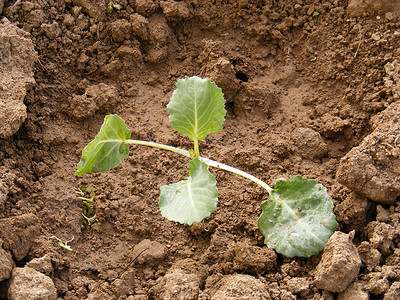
<box><xmin>159</xmin><ymin>158</ymin><xmax>218</xmax><ymax>225</ymax></box>
<box><xmin>167</xmin><ymin>76</ymin><xmax>226</xmax><ymax>141</ymax></box>
<box><xmin>258</xmin><ymin>175</ymin><xmax>337</xmax><ymax>257</ymax></box>
<box><xmin>75</xmin><ymin>114</ymin><xmax>131</xmax><ymax>175</ymax></box>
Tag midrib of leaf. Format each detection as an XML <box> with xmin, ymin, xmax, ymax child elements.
<box><xmin>181</xmin><ymin>101</ymin><xmax>195</xmax><ymax>132</ymax></box>
<box><xmin>194</xmin><ymin>84</ymin><xmax>200</xmax><ymax>140</ymax></box>
<box><xmin>197</xmin><ymin>92</ymin><xmax>216</xmax><ymax>136</ymax></box>
<box><xmin>95</xmin><ymin>124</ymin><xmax>125</xmax><ymax>167</ymax></box>
<box><xmin>186</xmin><ymin>177</ymin><xmax>200</xmax><ymax>220</ymax></box>
<box><xmin>276</xmin><ymin>193</ymin><xmax>326</xmax><ymax>245</ymax></box>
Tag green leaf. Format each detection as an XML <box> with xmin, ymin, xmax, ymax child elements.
<box><xmin>75</xmin><ymin>114</ymin><xmax>131</xmax><ymax>175</ymax></box>
<box><xmin>159</xmin><ymin>158</ymin><xmax>218</xmax><ymax>225</ymax></box>
<box><xmin>167</xmin><ymin>76</ymin><xmax>226</xmax><ymax>142</ymax></box>
<box><xmin>258</xmin><ymin>175</ymin><xmax>337</xmax><ymax>257</ymax></box>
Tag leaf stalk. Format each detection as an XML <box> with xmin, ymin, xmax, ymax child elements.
<box><xmin>123</xmin><ymin>139</ymin><xmax>273</xmax><ymax>195</ymax></box>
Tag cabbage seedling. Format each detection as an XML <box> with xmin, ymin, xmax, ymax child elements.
<box><xmin>75</xmin><ymin>76</ymin><xmax>337</xmax><ymax>257</ymax></box>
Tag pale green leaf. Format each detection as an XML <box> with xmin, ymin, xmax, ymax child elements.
<box><xmin>167</xmin><ymin>76</ymin><xmax>226</xmax><ymax>141</ymax></box>
<box><xmin>75</xmin><ymin>114</ymin><xmax>131</xmax><ymax>175</ymax></box>
<box><xmin>159</xmin><ymin>158</ymin><xmax>218</xmax><ymax>225</ymax></box>
<box><xmin>258</xmin><ymin>175</ymin><xmax>337</xmax><ymax>257</ymax></box>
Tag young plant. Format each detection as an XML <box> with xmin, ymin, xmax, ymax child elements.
<box><xmin>75</xmin><ymin>76</ymin><xmax>337</xmax><ymax>257</ymax></box>
<box><xmin>50</xmin><ymin>235</ymin><xmax>74</xmax><ymax>251</ymax></box>
<box><xmin>107</xmin><ymin>1</ymin><xmax>122</xmax><ymax>13</ymax></box>
<box><xmin>76</xmin><ymin>186</ymin><xmax>101</xmax><ymax>226</ymax></box>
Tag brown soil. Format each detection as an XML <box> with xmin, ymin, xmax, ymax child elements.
<box><xmin>1</xmin><ymin>0</ymin><xmax>400</xmax><ymax>299</ymax></box>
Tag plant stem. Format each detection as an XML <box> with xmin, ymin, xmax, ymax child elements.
<box><xmin>125</xmin><ymin>139</ymin><xmax>273</xmax><ymax>195</ymax></box>
<box><xmin>125</xmin><ymin>140</ymin><xmax>191</xmax><ymax>158</ymax></box>
<box><xmin>193</xmin><ymin>138</ymin><xmax>200</xmax><ymax>157</ymax></box>
<box><xmin>199</xmin><ymin>157</ymin><xmax>273</xmax><ymax>195</ymax></box>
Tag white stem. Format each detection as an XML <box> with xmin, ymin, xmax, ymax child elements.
<box><xmin>125</xmin><ymin>140</ymin><xmax>191</xmax><ymax>157</ymax></box>
<box><xmin>124</xmin><ymin>139</ymin><xmax>273</xmax><ymax>195</ymax></box>
<box><xmin>199</xmin><ymin>157</ymin><xmax>273</xmax><ymax>195</ymax></box>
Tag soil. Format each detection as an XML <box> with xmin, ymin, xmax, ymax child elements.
<box><xmin>1</xmin><ymin>0</ymin><xmax>400</xmax><ymax>299</ymax></box>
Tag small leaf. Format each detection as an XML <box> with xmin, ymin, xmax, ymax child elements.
<box><xmin>113</xmin><ymin>4</ymin><xmax>122</xmax><ymax>10</ymax></box>
<box><xmin>167</xmin><ymin>76</ymin><xmax>226</xmax><ymax>141</ymax></box>
<box><xmin>75</xmin><ymin>115</ymin><xmax>131</xmax><ymax>175</ymax></box>
<box><xmin>258</xmin><ymin>175</ymin><xmax>337</xmax><ymax>257</ymax></box>
<box><xmin>159</xmin><ymin>158</ymin><xmax>218</xmax><ymax>225</ymax></box>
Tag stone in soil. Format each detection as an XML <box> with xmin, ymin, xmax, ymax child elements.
<box><xmin>364</xmin><ymin>265</ymin><xmax>397</xmax><ymax>295</ymax></box>
<box><xmin>347</xmin><ymin>0</ymin><xmax>400</xmax><ymax>17</ymax></box>
<box><xmin>0</xmin><ymin>245</ymin><xmax>14</xmax><ymax>282</ymax></box>
<box><xmin>233</xmin><ymin>241</ymin><xmax>277</xmax><ymax>274</ymax></box>
<box><xmin>132</xmin><ymin>239</ymin><xmax>167</xmax><ymax>266</ymax></box>
<box><xmin>66</xmin><ymin>83</ymin><xmax>119</xmax><ymax>119</ymax></box>
<box><xmin>336</xmin><ymin>101</ymin><xmax>400</xmax><ymax>204</ymax></box>
<box><xmin>26</xmin><ymin>254</ymin><xmax>53</xmax><ymax>276</ymax></box>
<box><xmin>314</xmin><ymin>231</ymin><xmax>361</xmax><ymax>293</ymax></box>
<box><xmin>384</xmin><ymin>281</ymin><xmax>400</xmax><ymax>300</ymax></box>
<box><xmin>289</xmin><ymin>127</ymin><xmax>328</xmax><ymax>160</ymax></box>
<box><xmin>208</xmin><ymin>274</ymin><xmax>271</xmax><ymax>299</ymax></box>
<box><xmin>337</xmin><ymin>281</ymin><xmax>369</xmax><ymax>300</ymax></box>
<box><xmin>7</xmin><ymin>267</ymin><xmax>57</xmax><ymax>300</ymax></box>
<box><xmin>151</xmin><ymin>270</ymin><xmax>201</xmax><ymax>299</ymax></box>
<box><xmin>0</xmin><ymin>19</ymin><xmax>36</xmax><ymax>138</ymax></box>
<box><xmin>0</xmin><ymin>214</ymin><xmax>40</xmax><ymax>261</ymax></box>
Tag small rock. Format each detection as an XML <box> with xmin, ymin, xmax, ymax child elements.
<box><xmin>336</xmin><ymin>102</ymin><xmax>400</xmax><ymax>204</ymax></box>
<box><xmin>67</xmin><ymin>83</ymin><xmax>119</xmax><ymax>119</ymax></box>
<box><xmin>160</xmin><ymin>0</ymin><xmax>191</xmax><ymax>21</ymax></box>
<box><xmin>71</xmin><ymin>5</ymin><xmax>82</xmax><ymax>17</ymax></box>
<box><xmin>294</xmin><ymin>4</ymin><xmax>302</xmax><ymax>11</ymax></box>
<box><xmin>115</xmin><ymin>45</ymin><xmax>142</xmax><ymax>62</ymax></box>
<box><xmin>113</xmin><ymin>270</ymin><xmax>136</xmax><ymax>296</ymax></box>
<box><xmin>0</xmin><ymin>0</ymin><xmax>4</xmax><ymax>14</ymax></box>
<box><xmin>63</xmin><ymin>14</ymin><xmax>75</xmax><ymax>26</ymax></box>
<box><xmin>147</xmin><ymin>13</ymin><xmax>170</xmax><ymax>45</ymax></box>
<box><xmin>314</xmin><ymin>231</ymin><xmax>362</xmax><ymax>293</ymax></box>
<box><xmin>313</xmin><ymin>113</ymin><xmax>349</xmax><ymax>136</ymax></box>
<box><xmin>151</xmin><ymin>270</ymin><xmax>200</xmax><ymax>299</ymax></box>
<box><xmin>365</xmin><ymin>221</ymin><xmax>394</xmax><ymax>254</ymax></box>
<box><xmin>364</xmin><ymin>266</ymin><xmax>397</xmax><ymax>295</ymax></box>
<box><xmin>203</xmin><ymin>57</ymin><xmax>240</xmax><ymax>100</ymax></box>
<box><xmin>334</xmin><ymin>192</ymin><xmax>371</xmax><ymax>230</ymax></box>
<box><xmin>290</xmin><ymin>127</ymin><xmax>328</xmax><ymax>159</ymax></box>
<box><xmin>357</xmin><ymin>241</ymin><xmax>381</xmax><ymax>271</ymax></box>
<box><xmin>337</xmin><ymin>281</ymin><xmax>369</xmax><ymax>300</ymax></box>
<box><xmin>0</xmin><ymin>246</ymin><xmax>14</xmax><ymax>281</ymax></box>
<box><xmin>132</xmin><ymin>239</ymin><xmax>167</xmax><ymax>266</ymax></box>
<box><xmin>208</xmin><ymin>274</ymin><xmax>271</xmax><ymax>299</ymax></box>
<box><xmin>8</xmin><ymin>267</ymin><xmax>57</xmax><ymax>300</ymax></box>
<box><xmin>286</xmin><ymin>277</ymin><xmax>311</xmax><ymax>294</ymax></box>
<box><xmin>41</xmin><ymin>22</ymin><xmax>62</xmax><ymax>39</ymax></box>
<box><xmin>71</xmin><ymin>0</ymin><xmax>104</xmax><ymax>19</ymax></box>
<box><xmin>130</xmin><ymin>13</ymin><xmax>149</xmax><ymax>40</ymax></box>
<box><xmin>130</xmin><ymin>0</ymin><xmax>157</xmax><ymax>16</ymax></box>
<box><xmin>384</xmin><ymin>281</ymin><xmax>400</xmax><ymax>300</ymax></box>
<box><xmin>347</xmin><ymin>0</ymin><xmax>400</xmax><ymax>17</ymax></box>
<box><xmin>376</xmin><ymin>205</ymin><xmax>390</xmax><ymax>222</ymax></box>
<box><xmin>371</xmin><ymin>33</ymin><xmax>380</xmax><ymax>41</ymax></box>
<box><xmin>24</xmin><ymin>9</ymin><xmax>47</xmax><ymax>28</ymax></box>
<box><xmin>385</xmin><ymin>12</ymin><xmax>396</xmax><ymax>21</ymax></box>
<box><xmin>0</xmin><ymin>179</ymin><xmax>7</xmax><ymax>211</ymax></box>
<box><xmin>0</xmin><ymin>214</ymin><xmax>40</xmax><ymax>261</ymax></box>
<box><xmin>77</xmin><ymin>53</ymin><xmax>90</xmax><ymax>65</ymax></box>
<box><xmin>233</xmin><ymin>242</ymin><xmax>277</xmax><ymax>274</ymax></box>
<box><xmin>280</xmin><ymin>261</ymin><xmax>302</xmax><ymax>277</ymax></box>
<box><xmin>0</xmin><ymin>21</ymin><xmax>37</xmax><ymax>138</ymax></box>
<box><xmin>26</xmin><ymin>254</ymin><xmax>53</xmax><ymax>275</ymax></box>
<box><xmin>110</xmin><ymin>19</ymin><xmax>132</xmax><ymax>43</ymax></box>
<box><xmin>76</xmin><ymin>14</ymin><xmax>90</xmax><ymax>30</ymax></box>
